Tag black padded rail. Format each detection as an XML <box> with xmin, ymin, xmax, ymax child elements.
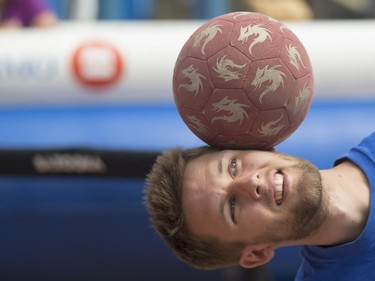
<box><xmin>0</xmin><ymin>148</ymin><xmax>159</xmax><ymax>178</ymax></box>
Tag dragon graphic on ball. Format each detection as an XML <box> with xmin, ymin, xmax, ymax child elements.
<box><xmin>173</xmin><ymin>12</ymin><xmax>314</xmax><ymax>149</ymax></box>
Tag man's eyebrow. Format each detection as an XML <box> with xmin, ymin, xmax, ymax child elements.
<box><xmin>220</xmin><ymin>196</ymin><xmax>227</xmax><ymax>225</ymax></box>
<box><xmin>218</xmin><ymin>155</ymin><xmax>229</xmax><ymax>225</ymax></box>
<box><xmin>218</xmin><ymin>158</ymin><xmax>223</xmax><ymax>175</ymax></box>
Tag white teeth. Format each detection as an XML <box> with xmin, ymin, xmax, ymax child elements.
<box><xmin>275</xmin><ymin>173</ymin><xmax>284</xmax><ymax>205</ymax></box>
<box><xmin>275</xmin><ymin>173</ymin><xmax>283</xmax><ymax>185</ymax></box>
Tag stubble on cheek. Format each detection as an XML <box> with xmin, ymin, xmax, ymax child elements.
<box><xmin>262</xmin><ymin>157</ymin><xmax>325</xmax><ymax>243</ymax></box>
<box><xmin>290</xmin><ymin>159</ymin><xmax>326</xmax><ymax>240</ymax></box>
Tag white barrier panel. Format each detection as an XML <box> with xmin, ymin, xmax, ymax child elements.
<box><xmin>0</xmin><ymin>20</ymin><xmax>375</xmax><ymax>106</ymax></box>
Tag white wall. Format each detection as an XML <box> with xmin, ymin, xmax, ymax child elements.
<box><xmin>0</xmin><ymin>20</ymin><xmax>374</xmax><ymax>106</ymax></box>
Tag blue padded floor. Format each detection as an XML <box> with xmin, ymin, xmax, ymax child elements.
<box><xmin>0</xmin><ymin>100</ymin><xmax>373</xmax><ymax>156</ymax></box>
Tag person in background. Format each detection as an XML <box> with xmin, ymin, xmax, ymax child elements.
<box><xmin>310</xmin><ymin>0</ymin><xmax>375</xmax><ymax>19</ymax></box>
<box><xmin>154</xmin><ymin>0</ymin><xmax>313</xmax><ymax>20</ymax></box>
<box><xmin>0</xmin><ymin>0</ymin><xmax>57</xmax><ymax>28</ymax></box>
<box><xmin>244</xmin><ymin>0</ymin><xmax>314</xmax><ymax>20</ymax></box>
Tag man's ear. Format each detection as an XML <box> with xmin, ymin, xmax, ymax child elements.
<box><xmin>239</xmin><ymin>246</ymin><xmax>274</xmax><ymax>268</ymax></box>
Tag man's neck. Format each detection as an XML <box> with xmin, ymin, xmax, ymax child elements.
<box><xmin>305</xmin><ymin>160</ymin><xmax>370</xmax><ymax>246</ymax></box>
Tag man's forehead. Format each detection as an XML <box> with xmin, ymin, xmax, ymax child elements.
<box><xmin>183</xmin><ymin>150</ymin><xmax>223</xmax><ymax>195</ymax></box>
<box><xmin>182</xmin><ymin>151</ymin><xmax>226</xmax><ymax>237</ymax></box>
<box><xmin>189</xmin><ymin>150</ymin><xmax>230</xmax><ymax>173</ymax></box>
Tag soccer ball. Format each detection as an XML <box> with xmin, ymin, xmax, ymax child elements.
<box><xmin>173</xmin><ymin>12</ymin><xmax>314</xmax><ymax>149</ymax></box>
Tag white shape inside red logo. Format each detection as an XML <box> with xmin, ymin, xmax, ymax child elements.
<box><xmin>72</xmin><ymin>41</ymin><xmax>124</xmax><ymax>88</ymax></box>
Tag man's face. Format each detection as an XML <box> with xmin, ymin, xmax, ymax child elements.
<box><xmin>182</xmin><ymin>149</ymin><xmax>324</xmax><ymax>247</ymax></box>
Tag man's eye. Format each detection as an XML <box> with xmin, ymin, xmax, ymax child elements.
<box><xmin>230</xmin><ymin>197</ymin><xmax>236</xmax><ymax>223</ymax></box>
<box><xmin>229</xmin><ymin>158</ymin><xmax>237</xmax><ymax>177</ymax></box>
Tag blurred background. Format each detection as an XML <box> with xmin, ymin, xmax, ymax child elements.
<box><xmin>38</xmin><ymin>0</ymin><xmax>375</xmax><ymax>21</ymax></box>
<box><xmin>0</xmin><ymin>0</ymin><xmax>374</xmax><ymax>281</ymax></box>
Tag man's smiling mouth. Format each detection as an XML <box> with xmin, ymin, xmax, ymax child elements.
<box><xmin>275</xmin><ymin>172</ymin><xmax>284</xmax><ymax>205</ymax></box>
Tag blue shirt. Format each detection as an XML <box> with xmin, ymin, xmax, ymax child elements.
<box><xmin>295</xmin><ymin>131</ymin><xmax>375</xmax><ymax>281</ymax></box>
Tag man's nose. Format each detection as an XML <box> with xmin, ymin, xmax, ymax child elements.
<box><xmin>229</xmin><ymin>172</ymin><xmax>262</xmax><ymax>200</ymax></box>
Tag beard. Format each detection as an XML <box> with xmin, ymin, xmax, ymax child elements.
<box><xmin>257</xmin><ymin>155</ymin><xmax>327</xmax><ymax>245</ymax></box>
<box><xmin>289</xmin><ymin>158</ymin><xmax>326</xmax><ymax>240</ymax></box>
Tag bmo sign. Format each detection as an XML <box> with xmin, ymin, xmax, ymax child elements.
<box><xmin>71</xmin><ymin>41</ymin><xmax>124</xmax><ymax>88</ymax></box>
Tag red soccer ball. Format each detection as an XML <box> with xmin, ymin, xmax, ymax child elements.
<box><xmin>173</xmin><ymin>12</ymin><xmax>314</xmax><ymax>149</ymax></box>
